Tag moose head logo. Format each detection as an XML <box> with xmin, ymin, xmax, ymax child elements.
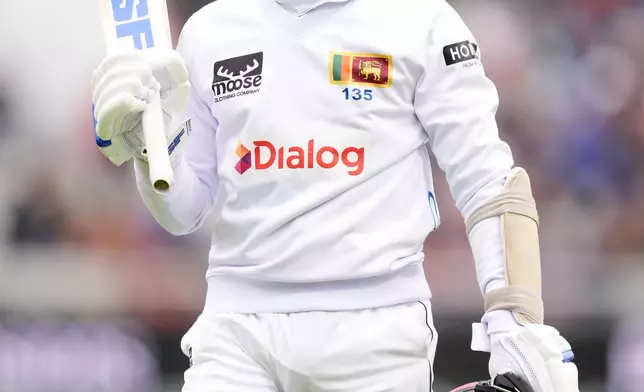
<box><xmin>216</xmin><ymin>59</ymin><xmax>261</xmax><ymax>81</ymax></box>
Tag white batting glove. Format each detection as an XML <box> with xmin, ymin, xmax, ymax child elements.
<box><xmin>91</xmin><ymin>50</ymin><xmax>191</xmax><ymax>166</ymax></box>
<box><xmin>471</xmin><ymin>310</ymin><xmax>579</xmax><ymax>392</ymax></box>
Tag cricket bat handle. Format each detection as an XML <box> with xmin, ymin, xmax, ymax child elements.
<box><xmin>143</xmin><ymin>91</ymin><xmax>173</xmax><ymax>193</ymax></box>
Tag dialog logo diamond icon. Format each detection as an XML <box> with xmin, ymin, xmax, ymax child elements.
<box><xmin>235</xmin><ymin>143</ymin><xmax>252</xmax><ymax>174</ymax></box>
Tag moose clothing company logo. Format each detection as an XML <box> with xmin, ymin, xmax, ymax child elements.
<box><xmin>330</xmin><ymin>52</ymin><xmax>393</xmax><ymax>88</ymax></box>
<box><xmin>443</xmin><ymin>41</ymin><xmax>480</xmax><ymax>66</ymax></box>
<box><xmin>212</xmin><ymin>52</ymin><xmax>264</xmax><ymax>103</ymax></box>
<box><xmin>235</xmin><ymin>140</ymin><xmax>365</xmax><ymax>176</ymax></box>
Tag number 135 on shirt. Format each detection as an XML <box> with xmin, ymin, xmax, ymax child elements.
<box><xmin>342</xmin><ymin>88</ymin><xmax>373</xmax><ymax>101</ymax></box>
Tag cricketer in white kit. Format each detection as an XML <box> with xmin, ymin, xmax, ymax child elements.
<box><xmin>91</xmin><ymin>0</ymin><xmax>579</xmax><ymax>391</ymax></box>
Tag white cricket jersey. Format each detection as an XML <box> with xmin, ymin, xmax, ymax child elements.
<box><xmin>135</xmin><ymin>0</ymin><xmax>514</xmax><ymax>313</ymax></box>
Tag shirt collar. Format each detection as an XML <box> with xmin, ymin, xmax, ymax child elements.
<box><xmin>274</xmin><ymin>0</ymin><xmax>351</xmax><ymax>15</ymax></box>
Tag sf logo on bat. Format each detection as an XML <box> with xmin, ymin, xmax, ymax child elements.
<box><xmin>212</xmin><ymin>52</ymin><xmax>264</xmax><ymax>103</ymax></box>
<box><xmin>110</xmin><ymin>0</ymin><xmax>156</xmax><ymax>50</ymax></box>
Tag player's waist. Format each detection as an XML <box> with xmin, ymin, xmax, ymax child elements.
<box><xmin>202</xmin><ymin>263</ymin><xmax>431</xmax><ymax>314</ymax></box>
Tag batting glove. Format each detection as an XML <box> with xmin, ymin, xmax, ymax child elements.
<box><xmin>91</xmin><ymin>50</ymin><xmax>191</xmax><ymax>166</ymax></box>
<box><xmin>471</xmin><ymin>310</ymin><xmax>579</xmax><ymax>392</ymax></box>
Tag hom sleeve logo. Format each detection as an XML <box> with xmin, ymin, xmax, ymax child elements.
<box><xmin>212</xmin><ymin>52</ymin><xmax>264</xmax><ymax>103</ymax></box>
<box><xmin>443</xmin><ymin>41</ymin><xmax>480</xmax><ymax>66</ymax></box>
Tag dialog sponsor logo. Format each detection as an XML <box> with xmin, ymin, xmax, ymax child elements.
<box><xmin>235</xmin><ymin>140</ymin><xmax>364</xmax><ymax>176</ymax></box>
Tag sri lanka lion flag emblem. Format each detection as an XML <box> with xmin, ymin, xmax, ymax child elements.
<box><xmin>330</xmin><ymin>51</ymin><xmax>393</xmax><ymax>88</ymax></box>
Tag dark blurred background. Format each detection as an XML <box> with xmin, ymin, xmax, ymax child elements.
<box><xmin>1</xmin><ymin>0</ymin><xmax>644</xmax><ymax>391</ymax></box>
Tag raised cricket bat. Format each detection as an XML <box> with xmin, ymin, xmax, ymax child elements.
<box><xmin>97</xmin><ymin>0</ymin><xmax>174</xmax><ymax>192</ymax></box>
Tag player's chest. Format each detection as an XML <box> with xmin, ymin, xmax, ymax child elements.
<box><xmin>190</xmin><ymin>13</ymin><xmax>426</xmax><ymax>131</ymax></box>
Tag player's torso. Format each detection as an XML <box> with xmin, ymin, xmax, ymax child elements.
<box><xmin>185</xmin><ymin>0</ymin><xmax>441</xmax><ymax>280</ymax></box>
<box><xmin>187</xmin><ymin>0</ymin><xmax>435</xmax><ymax>181</ymax></box>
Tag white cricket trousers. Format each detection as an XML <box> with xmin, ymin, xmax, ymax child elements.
<box><xmin>180</xmin><ymin>301</ymin><xmax>438</xmax><ymax>392</ymax></box>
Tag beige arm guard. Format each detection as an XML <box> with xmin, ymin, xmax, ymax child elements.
<box><xmin>465</xmin><ymin>167</ymin><xmax>543</xmax><ymax>325</ymax></box>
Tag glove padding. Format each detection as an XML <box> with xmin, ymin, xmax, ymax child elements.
<box><xmin>92</xmin><ymin>50</ymin><xmax>190</xmax><ymax>165</ymax></box>
<box><xmin>471</xmin><ymin>310</ymin><xmax>579</xmax><ymax>392</ymax></box>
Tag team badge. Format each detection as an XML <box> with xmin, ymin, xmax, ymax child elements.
<box><xmin>329</xmin><ymin>51</ymin><xmax>393</xmax><ymax>88</ymax></box>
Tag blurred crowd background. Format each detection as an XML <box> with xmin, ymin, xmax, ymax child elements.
<box><xmin>1</xmin><ymin>0</ymin><xmax>644</xmax><ymax>391</ymax></box>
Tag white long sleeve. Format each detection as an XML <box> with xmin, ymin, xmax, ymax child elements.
<box><xmin>134</xmin><ymin>24</ymin><xmax>219</xmax><ymax>236</ymax></box>
<box><xmin>413</xmin><ymin>0</ymin><xmax>513</xmax><ymax>295</ymax></box>
<box><xmin>128</xmin><ymin>0</ymin><xmax>528</xmax><ymax>313</ymax></box>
